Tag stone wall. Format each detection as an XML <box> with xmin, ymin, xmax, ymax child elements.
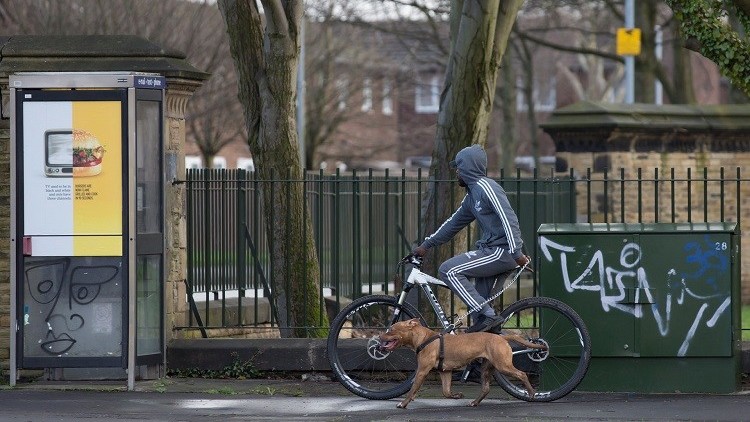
<box><xmin>558</xmin><ymin>149</ymin><xmax>750</xmax><ymax>303</ymax></box>
<box><xmin>164</xmin><ymin>78</ymin><xmax>202</xmax><ymax>333</ymax></box>
<box><xmin>545</xmin><ymin>102</ymin><xmax>750</xmax><ymax>304</ymax></box>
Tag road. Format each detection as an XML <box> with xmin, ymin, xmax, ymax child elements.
<box><xmin>0</xmin><ymin>378</ymin><xmax>748</xmax><ymax>421</ymax></box>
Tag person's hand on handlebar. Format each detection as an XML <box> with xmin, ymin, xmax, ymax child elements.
<box><xmin>412</xmin><ymin>245</ymin><xmax>427</xmax><ymax>257</ymax></box>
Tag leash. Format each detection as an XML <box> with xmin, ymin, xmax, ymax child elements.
<box><xmin>415</xmin><ymin>333</ymin><xmax>446</xmax><ymax>371</ymax></box>
<box><xmin>446</xmin><ymin>262</ymin><xmax>530</xmax><ymax>332</ymax></box>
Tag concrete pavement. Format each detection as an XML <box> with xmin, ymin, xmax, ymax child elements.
<box><xmin>1</xmin><ymin>375</ymin><xmax>749</xmax><ymax>421</ymax></box>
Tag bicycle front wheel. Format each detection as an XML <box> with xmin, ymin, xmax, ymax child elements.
<box><xmin>494</xmin><ymin>296</ymin><xmax>591</xmax><ymax>402</ymax></box>
<box><xmin>326</xmin><ymin>295</ymin><xmax>425</xmax><ymax>400</ymax></box>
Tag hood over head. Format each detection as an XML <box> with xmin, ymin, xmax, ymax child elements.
<box><xmin>451</xmin><ymin>145</ymin><xmax>487</xmax><ymax>184</ymax></box>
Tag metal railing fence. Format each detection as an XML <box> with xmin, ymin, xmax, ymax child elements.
<box><xmin>183</xmin><ymin>167</ymin><xmax>747</xmax><ymax>336</ymax></box>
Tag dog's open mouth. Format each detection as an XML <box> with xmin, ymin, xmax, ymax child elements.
<box><xmin>378</xmin><ymin>338</ymin><xmax>399</xmax><ymax>351</ymax></box>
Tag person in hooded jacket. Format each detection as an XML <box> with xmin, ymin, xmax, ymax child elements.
<box><xmin>412</xmin><ymin>144</ymin><xmax>530</xmax><ymax>333</ymax></box>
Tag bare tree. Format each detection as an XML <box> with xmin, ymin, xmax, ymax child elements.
<box><xmin>1</xmin><ymin>0</ymin><xmax>244</xmax><ymax>168</ymax></box>
<box><xmin>186</xmin><ymin>66</ymin><xmax>246</xmax><ymax>167</ymax></box>
<box><xmin>218</xmin><ymin>0</ymin><xmax>326</xmax><ymax>337</ymax></box>
<box><xmin>302</xmin><ymin>16</ymin><xmax>387</xmax><ymax>169</ymax></box>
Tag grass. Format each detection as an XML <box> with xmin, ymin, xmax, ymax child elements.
<box><xmin>206</xmin><ymin>387</ymin><xmax>238</xmax><ymax>395</ymax></box>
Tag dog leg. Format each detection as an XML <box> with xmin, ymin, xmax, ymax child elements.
<box><xmin>397</xmin><ymin>367</ymin><xmax>430</xmax><ymax>409</ymax></box>
<box><xmin>439</xmin><ymin>371</ymin><xmax>463</xmax><ymax>399</ymax></box>
<box><xmin>469</xmin><ymin>361</ymin><xmax>492</xmax><ymax>406</ymax></box>
<box><xmin>498</xmin><ymin>367</ymin><xmax>536</xmax><ymax>399</ymax></box>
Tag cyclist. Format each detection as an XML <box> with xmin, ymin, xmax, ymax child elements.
<box><xmin>412</xmin><ymin>144</ymin><xmax>530</xmax><ymax>333</ymax></box>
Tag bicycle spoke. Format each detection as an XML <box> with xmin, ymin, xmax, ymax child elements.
<box><xmin>495</xmin><ymin>297</ymin><xmax>591</xmax><ymax>402</ymax></box>
<box><xmin>327</xmin><ymin>296</ymin><xmax>422</xmax><ymax>400</ymax></box>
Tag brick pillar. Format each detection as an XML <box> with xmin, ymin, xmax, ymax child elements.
<box><xmin>164</xmin><ymin>78</ymin><xmax>202</xmax><ymax>335</ymax></box>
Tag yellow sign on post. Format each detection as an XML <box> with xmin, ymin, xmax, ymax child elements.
<box><xmin>616</xmin><ymin>28</ymin><xmax>641</xmax><ymax>56</ymax></box>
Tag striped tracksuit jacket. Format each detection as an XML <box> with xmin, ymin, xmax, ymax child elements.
<box><xmin>418</xmin><ymin>145</ymin><xmax>524</xmax><ymax>316</ymax></box>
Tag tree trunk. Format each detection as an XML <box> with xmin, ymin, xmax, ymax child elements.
<box><xmin>219</xmin><ymin>0</ymin><xmax>326</xmax><ymax>337</ymax></box>
<box><xmin>420</xmin><ymin>0</ymin><xmax>523</xmax><ymax>316</ymax></box>
<box><xmin>518</xmin><ymin>38</ymin><xmax>539</xmax><ymax>168</ymax></box>
<box><xmin>499</xmin><ymin>48</ymin><xmax>517</xmax><ymax>173</ymax></box>
<box><xmin>634</xmin><ymin>0</ymin><xmax>657</xmax><ymax>103</ymax></box>
<box><xmin>670</xmin><ymin>22</ymin><xmax>696</xmax><ymax>104</ymax></box>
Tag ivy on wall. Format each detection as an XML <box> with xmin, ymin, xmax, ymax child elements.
<box><xmin>667</xmin><ymin>0</ymin><xmax>750</xmax><ymax>96</ymax></box>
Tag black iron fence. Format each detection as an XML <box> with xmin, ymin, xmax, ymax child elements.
<box><xmin>183</xmin><ymin>167</ymin><xmax>747</xmax><ymax>336</ymax></box>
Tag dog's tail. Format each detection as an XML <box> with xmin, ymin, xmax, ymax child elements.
<box><xmin>502</xmin><ymin>334</ymin><xmax>547</xmax><ymax>350</ymax></box>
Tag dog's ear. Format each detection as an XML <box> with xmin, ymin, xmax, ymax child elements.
<box><xmin>407</xmin><ymin>318</ymin><xmax>419</xmax><ymax>327</ymax></box>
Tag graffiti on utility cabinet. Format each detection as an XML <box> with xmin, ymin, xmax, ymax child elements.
<box><xmin>540</xmin><ymin>235</ymin><xmax>731</xmax><ymax>356</ymax></box>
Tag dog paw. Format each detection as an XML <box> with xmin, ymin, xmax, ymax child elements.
<box><xmin>397</xmin><ymin>402</ymin><xmax>407</xmax><ymax>409</ymax></box>
<box><xmin>450</xmin><ymin>393</ymin><xmax>464</xmax><ymax>399</ymax></box>
<box><xmin>468</xmin><ymin>401</ymin><xmax>479</xmax><ymax>407</ymax></box>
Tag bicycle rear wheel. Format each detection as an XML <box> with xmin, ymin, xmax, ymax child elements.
<box><xmin>494</xmin><ymin>296</ymin><xmax>591</xmax><ymax>402</ymax></box>
<box><xmin>326</xmin><ymin>295</ymin><xmax>425</xmax><ymax>400</ymax></box>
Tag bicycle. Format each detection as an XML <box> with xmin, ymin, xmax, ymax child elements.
<box><xmin>326</xmin><ymin>253</ymin><xmax>591</xmax><ymax>402</ymax></box>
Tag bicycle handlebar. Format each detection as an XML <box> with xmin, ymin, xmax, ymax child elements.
<box><xmin>402</xmin><ymin>253</ymin><xmax>423</xmax><ymax>268</ymax></box>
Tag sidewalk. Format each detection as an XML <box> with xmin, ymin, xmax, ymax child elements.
<box><xmin>8</xmin><ymin>374</ymin><xmax>489</xmax><ymax>399</ymax></box>
<box><xmin>4</xmin><ymin>374</ymin><xmax>750</xmax><ymax>422</ymax></box>
<box><xmin>7</xmin><ymin>371</ymin><xmax>750</xmax><ymax>397</ymax></box>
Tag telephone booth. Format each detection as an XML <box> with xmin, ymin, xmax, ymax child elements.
<box><xmin>9</xmin><ymin>72</ymin><xmax>166</xmax><ymax>389</ymax></box>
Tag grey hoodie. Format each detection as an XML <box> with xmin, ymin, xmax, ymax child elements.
<box><xmin>419</xmin><ymin>145</ymin><xmax>524</xmax><ymax>259</ymax></box>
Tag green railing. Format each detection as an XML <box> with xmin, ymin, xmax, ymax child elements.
<box><xmin>183</xmin><ymin>167</ymin><xmax>746</xmax><ymax>337</ymax></box>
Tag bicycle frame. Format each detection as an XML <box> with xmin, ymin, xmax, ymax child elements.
<box><xmin>392</xmin><ymin>259</ymin><xmax>541</xmax><ymax>357</ymax></box>
<box><xmin>395</xmin><ymin>267</ymin><xmax>454</xmax><ymax>330</ymax></box>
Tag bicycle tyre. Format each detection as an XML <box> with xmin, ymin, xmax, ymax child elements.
<box><xmin>326</xmin><ymin>295</ymin><xmax>425</xmax><ymax>400</ymax></box>
<box><xmin>493</xmin><ymin>296</ymin><xmax>591</xmax><ymax>402</ymax></box>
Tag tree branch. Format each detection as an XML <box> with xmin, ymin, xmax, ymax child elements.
<box><xmin>516</xmin><ymin>30</ymin><xmax>624</xmax><ymax>63</ymax></box>
<box><xmin>260</xmin><ymin>0</ymin><xmax>288</xmax><ymax>33</ymax></box>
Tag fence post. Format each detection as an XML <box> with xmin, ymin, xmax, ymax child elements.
<box><xmin>237</xmin><ymin>168</ymin><xmax>247</xmax><ymax>326</ymax></box>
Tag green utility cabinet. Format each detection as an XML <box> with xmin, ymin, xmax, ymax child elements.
<box><xmin>537</xmin><ymin>223</ymin><xmax>740</xmax><ymax>393</ymax></box>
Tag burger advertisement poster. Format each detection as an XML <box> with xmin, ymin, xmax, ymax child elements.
<box><xmin>23</xmin><ymin>100</ymin><xmax>122</xmax><ymax>256</ymax></box>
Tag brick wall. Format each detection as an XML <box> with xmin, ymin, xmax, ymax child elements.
<box><xmin>557</xmin><ymin>148</ymin><xmax>750</xmax><ymax>303</ymax></box>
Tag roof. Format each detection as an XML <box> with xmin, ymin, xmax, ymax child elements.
<box><xmin>541</xmin><ymin>101</ymin><xmax>750</xmax><ymax>132</ymax></box>
<box><xmin>0</xmin><ymin>35</ymin><xmax>208</xmax><ymax>80</ymax></box>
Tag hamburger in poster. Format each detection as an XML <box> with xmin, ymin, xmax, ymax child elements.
<box><xmin>72</xmin><ymin>129</ymin><xmax>105</xmax><ymax>177</ymax></box>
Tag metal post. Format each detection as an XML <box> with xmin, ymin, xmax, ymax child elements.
<box><xmin>655</xmin><ymin>25</ymin><xmax>663</xmax><ymax>104</ymax></box>
<box><xmin>127</xmin><ymin>88</ymin><xmax>137</xmax><ymax>391</ymax></box>
<box><xmin>9</xmin><ymin>87</ymin><xmax>17</xmax><ymax>387</ymax></box>
<box><xmin>625</xmin><ymin>0</ymin><xmax>635</xmax><ymax>104</ymax></box>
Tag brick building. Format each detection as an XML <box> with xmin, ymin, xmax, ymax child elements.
<box><xmin>191</xmin><ymin>16</ymin><xmax>734</xmax><ymax>175</ymax></box>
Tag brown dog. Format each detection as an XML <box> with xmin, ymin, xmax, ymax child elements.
<box><xmin>378</xmin><ymin>318</ymin><xmax>546</xmax><ymax>408</ymax></box>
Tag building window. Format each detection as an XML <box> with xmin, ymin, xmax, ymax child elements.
<box><xmin>212</xmin><ymin>156</ymin><xmax>227</xmax><ymax>169</ymax></box>
<box><xmin>185</xmin><ymin>155</ymin><xmax>202</xmax><ymax>169</ymax></box>
<box><xmin>362</xmin><ymin>78</ymin><xmax>372</xmax><ymax>112</ymax></box>
<box><xmin>336</xmin><ymin>78</ymin><xmax>348</xmax><ymax>111</ymax></box>
<box><xmin>382</xmin><ymin>78</ymin><xmax>393</xmax><ymax>115</ymax></box>
<box><xmin>236</xmin><ymin>157</ymin><xmax>255</xmax><ymax>172</ymax></box>
<box><xmin>415</xmin><ymin>74</ymin><xmax>440</xmax><ymax>113</ymax></box>
<box><xmin>516</xmin><ymin>75</ymin><xmax>557</xmax><ymax>112</ymax></box>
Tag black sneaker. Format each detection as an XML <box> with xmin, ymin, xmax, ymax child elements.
<box><xmin>453</xmin><ymin>361</ymin><xmax>482</xmax><ymax>383</ymax></box>
<box><xmin>466</xmin><ymin>314</ymin><xmax>503</xmax><ymax>333</ymax></box>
